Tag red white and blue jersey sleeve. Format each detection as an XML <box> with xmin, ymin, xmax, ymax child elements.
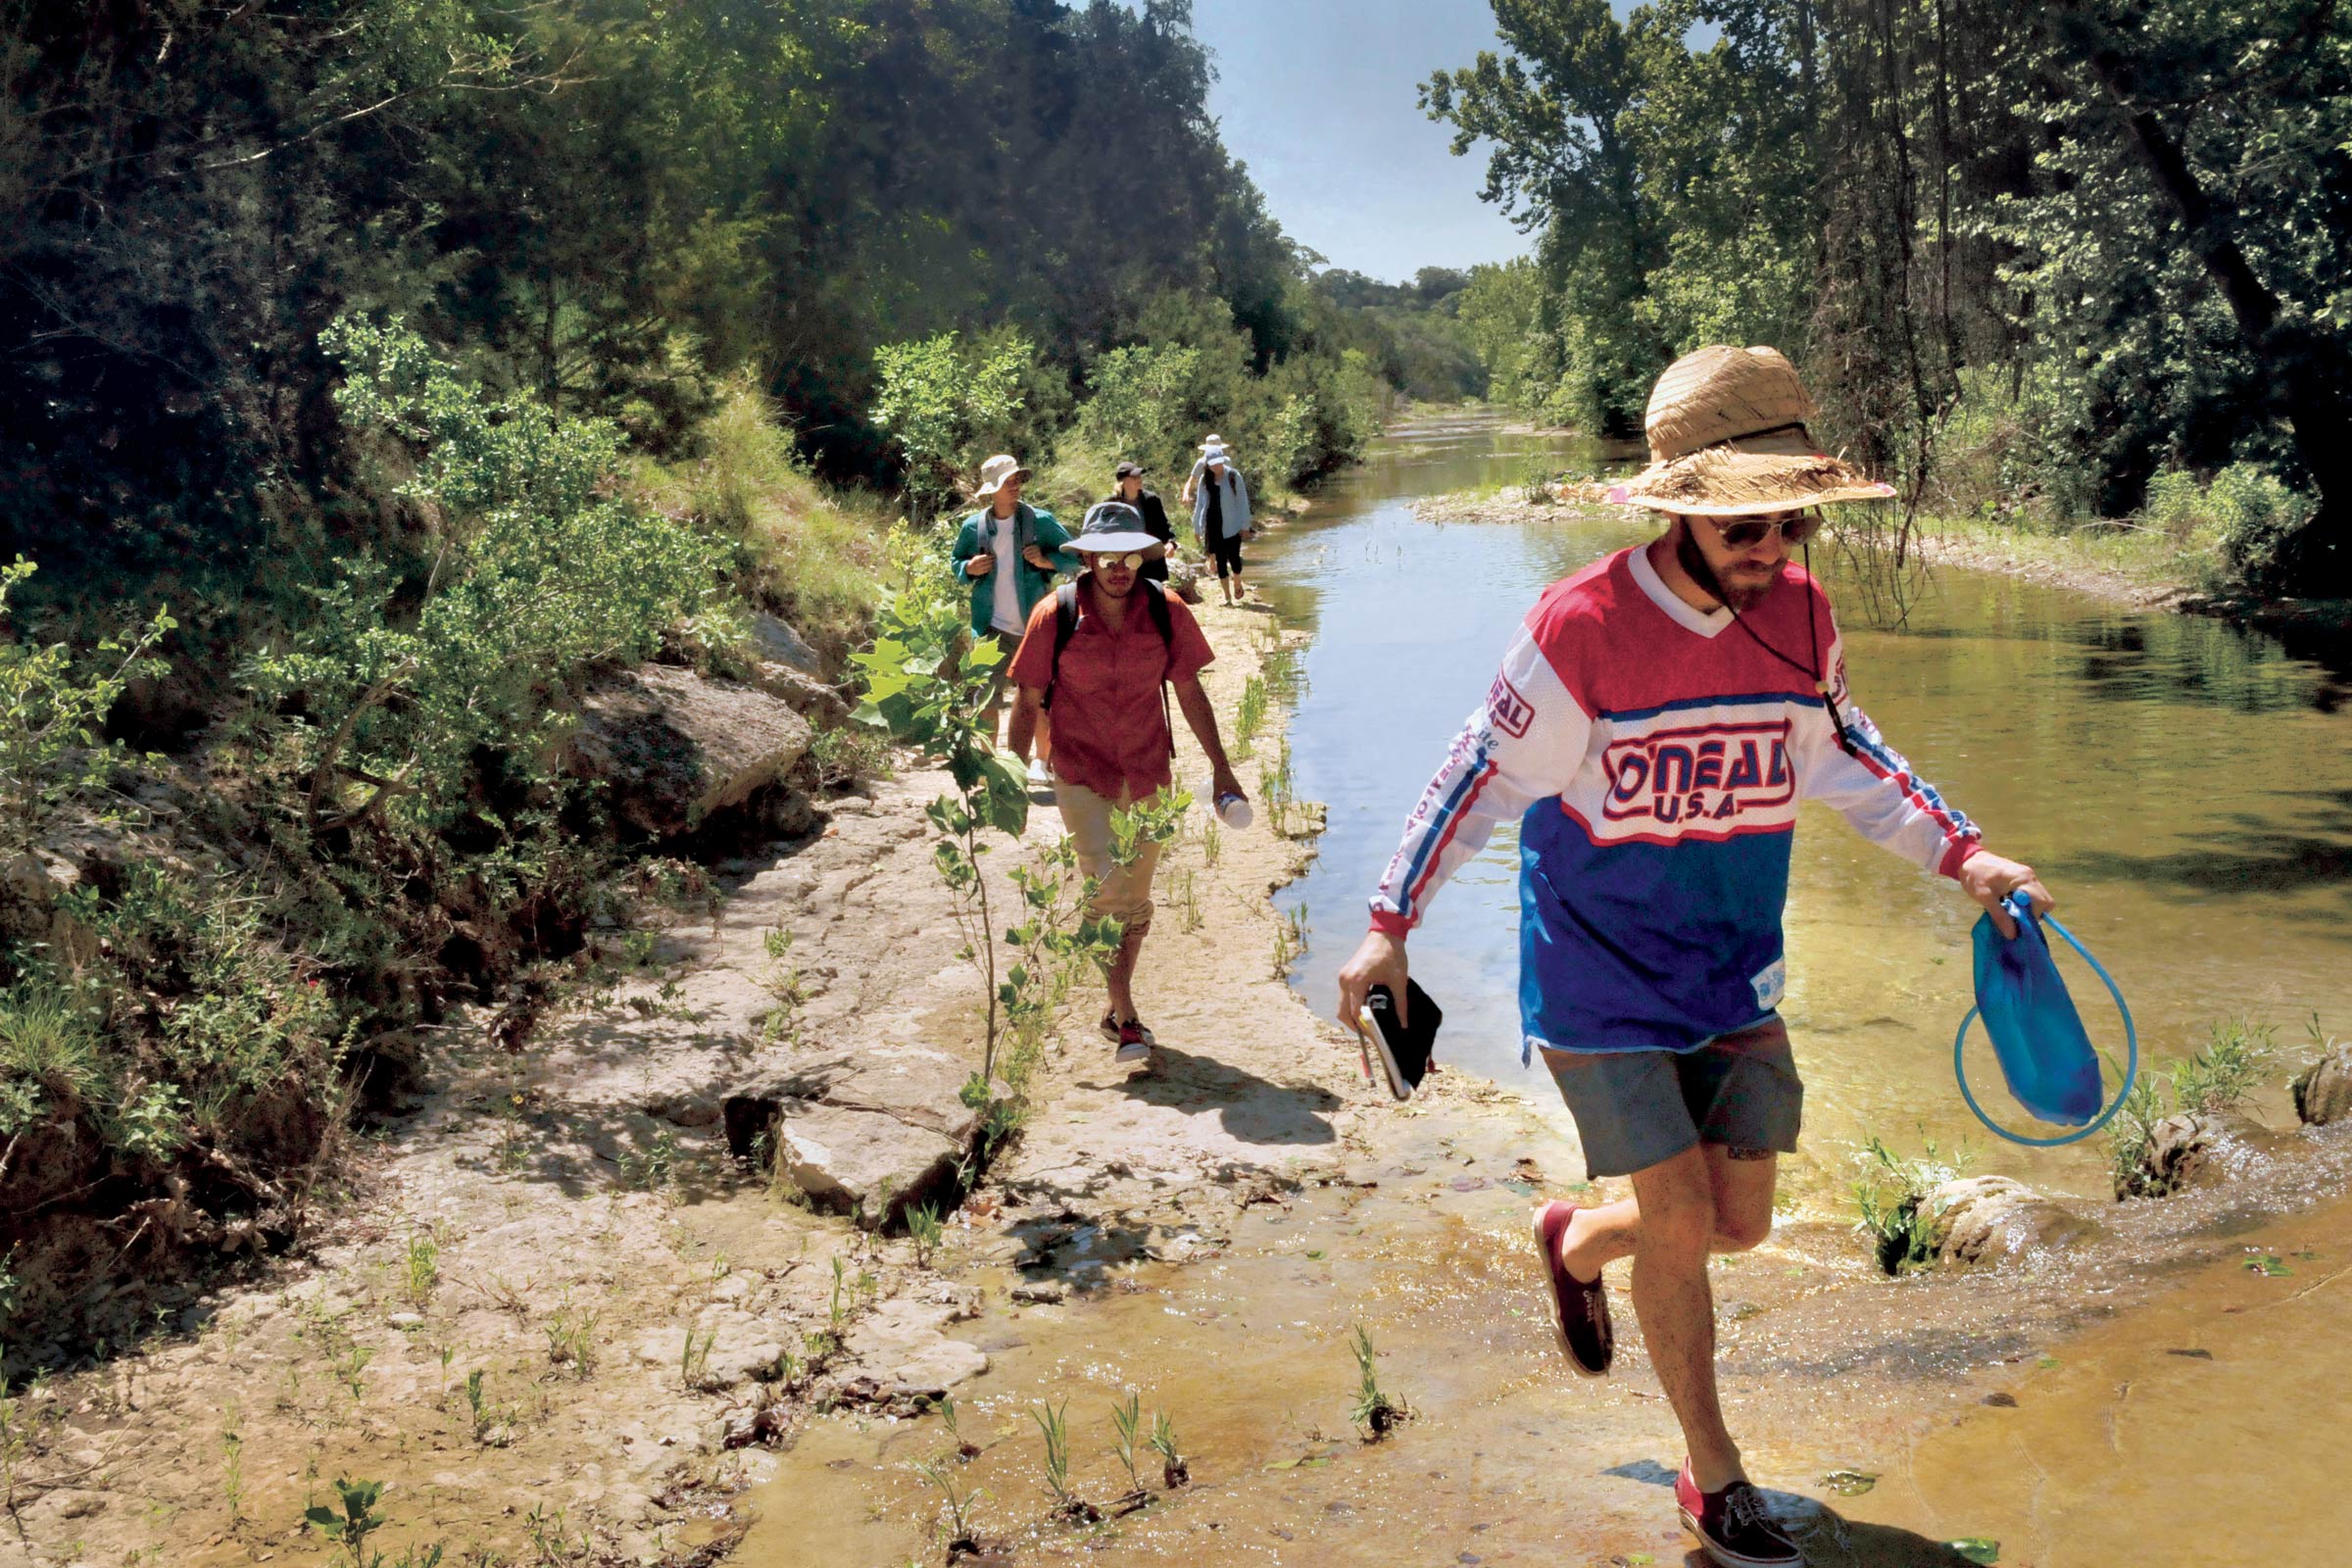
<box><xmin>1369</xmin><ymin>621</ymin><xmax>1592</xmax><ymax>936</ymax></box>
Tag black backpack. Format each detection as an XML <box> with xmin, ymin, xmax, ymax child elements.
<box><xmin>1042</xmin><ymin>578</ymin><xmax>1178</xmax><ymax>758</ymax></box>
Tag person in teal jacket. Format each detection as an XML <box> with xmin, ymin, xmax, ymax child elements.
<box><xmin>951</xmin><ymin>453</ymin><xmax>1079</xmax><ymax>783</ymax></box>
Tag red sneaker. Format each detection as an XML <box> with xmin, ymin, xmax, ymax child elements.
<box><xmin>1530</xmin><ymin>1201</ymin><xmax>1611</xmax><ymax>1376</ymax></box>
<box><xmin>1675</xmin><ymin>1461</ymin><xmax>1801</xmax><ymax>1568</ymax></box>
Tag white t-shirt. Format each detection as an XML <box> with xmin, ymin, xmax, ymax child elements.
<box><xmin>989</xmin><ymin>513</ymin><xmax>1024</xmax><ymax>634</ymax></box>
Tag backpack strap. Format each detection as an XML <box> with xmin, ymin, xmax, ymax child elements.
<box><xmin>1041</xmin><ymin>581</ymin><xmax>1081</xmax><ymax>711</ymax></box>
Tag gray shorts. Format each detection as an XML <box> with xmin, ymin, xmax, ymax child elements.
<box><xmin>1541</xmin><ymin>1018</ymin><xmax>1804</xmax><ymax>1180</ymax></box>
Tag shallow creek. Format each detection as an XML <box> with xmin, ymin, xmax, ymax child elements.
<box><xmin>740</xmin><ymin>417</ymin><xmax>2352</xmax><ymax>1566</ymax></box>
<box><xmin>1269</xmin><ymin>415</ymin><xmax>2352</xmax><ymax>1204</ymax></box>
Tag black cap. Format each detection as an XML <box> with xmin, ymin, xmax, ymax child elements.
<box><xmin>1114</xmin><ymin>461</ymin><xmax>1146</xmax><ymax>480</ymax></box>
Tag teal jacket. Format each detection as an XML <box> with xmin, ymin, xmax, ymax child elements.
<box><xmin>950</xmin><ymin>503</ymin><xmax>1078</xmax><ymax>639</ymax></box>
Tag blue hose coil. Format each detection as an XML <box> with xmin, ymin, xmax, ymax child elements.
<box><xmin>1952</xmin><ymin>905</ymin><xmax>2138</xmax><ymax>1148</ymax></box>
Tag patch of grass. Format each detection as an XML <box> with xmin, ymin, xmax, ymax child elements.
<box><xmin>543</xmin><ymin>1294</ymin><xmax>599</xmax><ymax>1380</ymax></box>
<box><xmin>1850</xmin><ymin>1133</ymin><xmax>1973</xmax><ymax>1274</ymax></box>
<box><xmin>1232</xmin><ymin>675</ymin><xmax>1268</xmax><ymax>759</ymax></box>
<box><xmin>1149</xmin><ymin>1410</ymin><xmax>1189</xmax><ymax>1488</ymax></box>
<box><xmin>0</xmin><ymin>977</ymin><xmax>102</xmax><ymax>1117</ymax></box>
<box><xmin>632</xmin><ymin>379</ymin><xmax>889</xmax><ymax>666</ymax></box>
<box><xmin>2106</xmin><ymin>1015</ymin><xmax>2278</xmax><ymax>1199</ymax></box>
<box><xmin>400</xmin><ymin>1231</ymin><xmax>439</xmax><ymax>1311</ymax></box>
<box><xmin>1348</xmin><ymin>1322</ymin><xmax>1408</xmax><ymax>1438</ymax></box>
<box><xmin>906</xmin><ymin>1202</ymin><xmax>944</xmax><ymax>1269</ymax></box>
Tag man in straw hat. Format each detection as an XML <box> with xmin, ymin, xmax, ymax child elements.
<box><xmin>1337</xmin><ymin>345</ymin><xmax>2053</xmax><ymax>1568</ymax></box>
<box><xmin>952</xmin><ymin>453</ymin><xmax>1077</xmax><ymax>786</ymax></box>
<box><xmin>1007</xmin><ymin>502</ymin><xmax>1244</xmax><ymax>1065</ymax></box>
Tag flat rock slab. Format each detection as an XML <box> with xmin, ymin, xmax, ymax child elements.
<box><xmin>775</xmin><ymin>1102</ymin><xmax>959</xmax><ymax>1230</ymax></box>
<box><xmin>572</xmin><ymin>664</ymin><xmax>812</xmax><ymax>837</ymax></box>
<box><xmin>844</xmin><ymin>1298</ymin><xmax>988</xmax><ymax>1392</ymax></box>
<box><xmin>721</xmin><ymin>1048</ymin><xmax>1002</xmax><ymax>1229</ymax></box>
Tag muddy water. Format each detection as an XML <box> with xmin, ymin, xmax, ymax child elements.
<box><xmin>1266</xmin><ymin>416</ymin><xmax>2352</xmax><ymax>1203</ymax></box>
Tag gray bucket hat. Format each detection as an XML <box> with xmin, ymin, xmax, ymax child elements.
<box><xmin>1074</xmin><ymin>502</ymin><xmax>1164</xmax><ymax>556</ymax></box>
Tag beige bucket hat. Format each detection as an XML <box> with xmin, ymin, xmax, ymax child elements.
<box><xmin>971</xmin><ymin>453</ymin><xmax>1031</xmax><ymax>500</ymax></box>
<box><xmin>1602</xmin><ymin>345</ymin><xmax>1895</xmax><ymax>517</ymax></box>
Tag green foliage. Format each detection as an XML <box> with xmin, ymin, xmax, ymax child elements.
<box><xmin>1109</xmin><ymin>1391</ymin><xmax>1145</xmax><ymax>1494</ymax></box>
<box><xmin>0</xmin><ymin>560</ymin><xmax>175</xmax><ymax>854</ymax></box>
<box><xmin>244</xmin><ymin>318</ymin><xmax>725</xmax><ymax>840</ymax></box>
<box><xmin>2141</xmin><ymin>465</ymin><xmax>2322</xmax><ymax>595</ymax></box>
<box><xmin>1001</xmin><ymin>837</ymin><xmax>1126</xmax><ymax>1094</ymax></box>
<box><xmin>1030</xmin><ymin>1398</ymin><xmax>1079</xmax><ymax>1510</ymax></box>
<box><xmin>0</xmin><ymin>979</ymin><xmax>101</xmax><ymax>1135</ymax></box>
<box><xmin>632</xmin><ymin>379</ymin><xmax>888</xmax><ymax>663</ymax></box>
<box><xmin>1849</xmin><ymin>1134</ymin><xmax>1974</xmax><ymax>1275</ymax></box>
<box><xmin>852</xmin><ymin>528</ymin><xmax>1033</xmax><ymax>1084</ymax></box>
<box><xmin>873</xmin><ymin>332</ymin><xmax>1037</xmax><ymax>523</ymax></box>
<box><xmin>1149</xmin><ymin>1409</ymin><xmax>1189</xmax><ymax>1489</ymax></box>
<box><xmin>2107</xmin><ymin>1016</ymin><xmax>2278</xmax><ymax>1199</ymax></box>
<box><xmin>1428</xmin><ymin>0</ymin><xmax>2352</xmax><ymax>587</ymax></box>
<box><xmin>306</xmin><ymin>1476</ymin><xmax>388</xmax><ymax>1560</ymax></box>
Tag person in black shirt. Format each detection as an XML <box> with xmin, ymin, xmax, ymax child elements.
<box><xmin>1109</xmin><ymin>462</ymin><xmax>1175</xmax><ymax>585</ymax></box>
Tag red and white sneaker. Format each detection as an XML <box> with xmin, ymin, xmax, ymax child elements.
<box><xmin>1675</xmin><ymin>1461</ymin><xmax>1802</xmax><ymax>1568</ymax></box>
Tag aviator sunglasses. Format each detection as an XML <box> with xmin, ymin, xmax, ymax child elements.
<box><xmin>1084</xmin><ymin>552</ymin><xmax>1151</xmax><ymax>570</ymax></box>
<box><xmin>1707</xmin><ymin>509</ymin><xmax>1823</xmax><ymax>550</ymax></box>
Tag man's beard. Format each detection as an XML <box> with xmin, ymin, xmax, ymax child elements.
<box><xmin>1676</xmin><ymin>526</ymin><xmax>1782</xmax><ymax>612</ymax></box>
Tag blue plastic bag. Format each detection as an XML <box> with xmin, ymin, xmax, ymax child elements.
<box><xmin>1969</xmin><ymin>893</ymin><xmax>2103</xmax><ymax>1125</ymax></box>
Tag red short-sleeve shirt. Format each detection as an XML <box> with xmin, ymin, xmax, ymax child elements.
<box><xmin>1009</xmin><ymin>580</ymin><xmax>1213</xmax><ymax>801</ymax></box>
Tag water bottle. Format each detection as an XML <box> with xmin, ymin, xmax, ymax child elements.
<box><xmin>1970</xmin><ymin>893</ymin><xmax>2101</xmax><ymax>1125</ymax></box>
<box><xmin>1207</xmin><ymin>781</ymin><xmax>1252</xmax><ymax>829</ymax></box>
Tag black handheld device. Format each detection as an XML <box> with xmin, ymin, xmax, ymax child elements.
<box><xmin>1361</xmin><ymin>980</ymin><xmax>1443</xmax><ymax>1102</ymax></box>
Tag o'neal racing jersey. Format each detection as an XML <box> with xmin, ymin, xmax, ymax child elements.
<box><xmin>1369</xmin><ymin>545</ymin><xmax>1981</xmax><ymax>1056</ymax></box>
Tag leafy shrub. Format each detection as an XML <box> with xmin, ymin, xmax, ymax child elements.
<box><xmin>2138</xmin><ymin>464</ymin><xmax>2319</xmax><ymax>595</ymax></box>
<box><xmin>872</xmin><ymin>331</ymin><xmax>1036</xmax><ymax>523</ymax></box>
<box><xmin>0</xmin><ymin>559</ymin><xmax>175</xmax><ymax>854</ymax></box>
<box><xmin>244</xmin><ymin>316</ymin><xmax>727</xmax><ymax>842</ymax></box>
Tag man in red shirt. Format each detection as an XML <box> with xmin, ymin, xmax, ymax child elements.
<box><xmin>1007</xmin><ymin>504</ymin><xmax>1248</xmax><ymax>1064</ymax></box>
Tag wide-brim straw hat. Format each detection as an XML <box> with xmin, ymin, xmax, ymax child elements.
<box><xmin>1602</xmin><ymin>345</ymin><xmax>1895</xmax><ymax>517</ymax></box>
<box><xmin>971</xmin><ymin>453</ymin><xmax>1031</xmax><ymax>500</ymax></box>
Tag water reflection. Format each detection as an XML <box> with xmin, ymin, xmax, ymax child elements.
<box><xmin>1261</xmin><ymin>418</ymin><xmax>2352</xmax><ymax>1202</ymax></box>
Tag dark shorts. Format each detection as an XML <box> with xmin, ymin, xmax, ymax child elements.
<box><xmin>1209</xmin><ymin>534</ymin><xmax>1245</xmax><ymax>578</ymax></box>
<box><xmin>1541</xmin><ymin>1018</ymin><xmax>1804</xmax><ymax>1180</ymax></box>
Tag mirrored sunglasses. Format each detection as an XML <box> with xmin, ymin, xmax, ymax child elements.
<box><xmin>1711</xmin><ymin>510</ymin><xmax>1822</xmax><ymax>550</ymax></box>
<box><xmin>1084</xmin><ymin>552</ymin><xmax>1148</xmax><ymax>570</ymax></box>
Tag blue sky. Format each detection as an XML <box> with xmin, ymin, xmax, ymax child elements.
<box><xmin>1184</xmin><ymin>0</ymin><xmax>1535</xmax><ymax>283</ymax></box>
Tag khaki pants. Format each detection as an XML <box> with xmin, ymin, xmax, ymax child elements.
<box><xmin>1053</xmin><ymin>780</ymin><xmax>1161</xmax><ymax>934</ymax></box>
<box><xmin>977</xmin><ymin>626</ymin><xmax>1023</xmax><ymax>734</ymax></box>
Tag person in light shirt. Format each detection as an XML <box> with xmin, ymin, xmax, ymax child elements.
<box><xmin>949</xmin><ymin>454</ymin><xmax>1078</xmax><ymax>785</ymax></box>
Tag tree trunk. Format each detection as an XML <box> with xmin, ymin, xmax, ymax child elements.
<box><xmin>2059</xmin><ymin>5</ymin><xmax>2352</xmax><ymax>595</ymax></box>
